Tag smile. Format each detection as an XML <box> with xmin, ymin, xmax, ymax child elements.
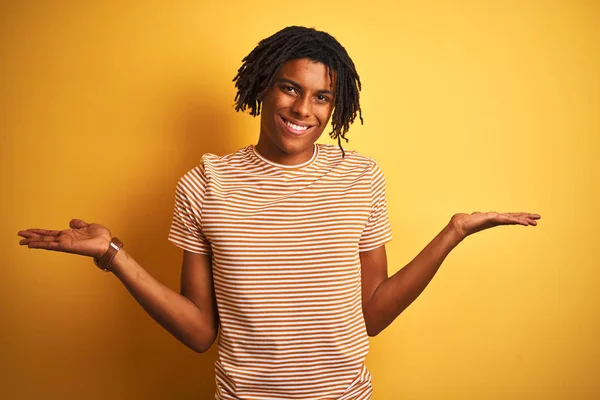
<box><xmin>280</xmin><ymin>116</ymin><xmax>313</xmax><ymax>135</ymax></box>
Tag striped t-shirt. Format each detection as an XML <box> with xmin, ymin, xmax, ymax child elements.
<box><xmin>168</xmin><ymin>143</ymin><xmax>392</xmax><ymax>399</ymax></box>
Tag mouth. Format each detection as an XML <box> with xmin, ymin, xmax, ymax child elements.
<box><xmin>279</xmin><ymin>115</ymin><xmax>314</xmax><ymax>136</ymax></box>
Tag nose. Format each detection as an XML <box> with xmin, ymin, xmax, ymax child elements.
<box><xmin>291</xmin><ymin>95</ymin><xmax>311</xmax><ymax>117</ymax></box>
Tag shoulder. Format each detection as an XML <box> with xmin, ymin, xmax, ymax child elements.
<box><xmin>174</xmin><ymin>146</ymin><xmax>253</xmax><ymax>196</ymax></box>
<box><xmin>317</xmin><ymin>144</ymin><xmax>382</xmax><ymax>173</ymax></box>
<box><xmin>180</xmin><ymin>145</ymin><xmax>254</xmax><ymax>182</ymax></box>
<box><xmin>200</xmin><ymin>145</ymin><xmax>254</xmax><ymax>171</ymax></box>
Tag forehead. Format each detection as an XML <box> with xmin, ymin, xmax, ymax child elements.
<box><xmin>276</xmin><ymin>58</ymin><xmax>336</xmax><ymax>90</ymax></box>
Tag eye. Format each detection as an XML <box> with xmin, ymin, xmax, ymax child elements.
<box><xmin>282</xmin><ymin>86</ymin><xmax>297</xmax><ymax>94</ymax></box>
<box><xmin>316</xmin><ymin>94</ymin><xmax>330</xmax><ymax>102</ymax></box>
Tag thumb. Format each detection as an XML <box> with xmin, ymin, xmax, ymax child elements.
<box><xmin>69</xmin><ymin>219</ymin><xmax>89</xmax><ymax>229</ymax></box>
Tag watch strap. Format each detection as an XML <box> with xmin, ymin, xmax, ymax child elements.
<box><xmin>94</xmin><ymin>237</ymin><xmax>123</xmax><ymax>272</ymax></box>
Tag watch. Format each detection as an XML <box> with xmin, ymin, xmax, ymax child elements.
<box><xmin>94</xmin><ymin>237</ymin><xmax>124</xmax><ymax>272</ymax></box>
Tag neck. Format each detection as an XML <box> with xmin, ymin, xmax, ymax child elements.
<box><xmin>255</xmin><ymin>140</ymin><xmax>316</xmax><ymax>166</ymax></box>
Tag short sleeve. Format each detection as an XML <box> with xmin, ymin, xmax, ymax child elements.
<box><xmin>167</xmin><ymin>164</ymin><xmax>212</xmax><ymax>255</ymax></box>
<box><xmin>358</xmin><ymin>162</ymin><xmax>393</xmax><ymax>252</ymax></box>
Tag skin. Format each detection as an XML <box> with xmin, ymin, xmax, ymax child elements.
<box><xmin>255</xmin><ymin>58</ymin><xmax>335</xmax><ymax>165</ymax></box>
<box><xmin>17</xmin><ymin>58</ymin><xmax>541</xmax><ymax>354</ymax></box>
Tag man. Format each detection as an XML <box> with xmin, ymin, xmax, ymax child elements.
<box><xmin>18</xmin><ymin>26</ymin><xmax>540</xmax><ymax>399</ymax></box>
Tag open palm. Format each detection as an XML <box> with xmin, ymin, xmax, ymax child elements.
<box><xmin>450</xmin><ymin>211</ymin><xmax>541</xmax><ymax>240</ymax></box>
<box><xmin>18</xmin><ymin>219</ymin><xmax>111</xmax><ymax>258</ymax></box>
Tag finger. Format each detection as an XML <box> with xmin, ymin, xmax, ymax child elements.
<box><xmin>500</xmin><ymin>213</ymin><xmax>529</xmax><ymax>218</ymax></box>
<box><xmin>17</xmin><ymin>231</ymin><xmax>35</xmax><ymax>238</ymax></box>
<box><xmin>18</xmin><ymin>229</ymin><xmax>61</xmax><ymax>237</ymax></box>
<box><xmin>515</xmin><ymin>214</ymin><xmax>540</xmax><ymax>225</ymax></box>
<box><xmin>70</xmin><ymin>219</ymin><xmax>89</xmax><ymax>229</ymax></box>
<box><xmin>17</xmin><ymin>232</ymin><xmax>44</xmax><ymax>240</ymax></box>
<box><xmin>19</xmin><ymin>238</ymin><xmax>42</xmax><ymax>245</ymax></box>
<box><xmin>37</xmin><ymin>235</ymin><xmax>60</xmax><ymax>242</ymax></box>
<box><xmin>28</xmin><ymin>240</ymin><xmax>62</xmax><ymax>251</ymax></box>
<box><xmin>497</xmin><ymin>215</ymin><xmax>529</xmax><ymax>226</ymax></box>
<box><xmin>504</xmin><ymin>213</ymin><xmax>541</xmax><ymax>219</ymax></box>
<box><xmin>488</xmin><ymin>213</ymin><xmax>539</xmax><ymax>227</ymax></box>
<box><xmin>516</xmin><ymin>217</ymin><xmax>537</xmax><ymax>226</ymax></box>
<box><xmin>18</xmin><ymin>232</ymin><xmax>58</xmax><ymax>242</ymax></box>
<box><xmin>500</xmin><ymin>214</ymin><xmax>528</xmax><ymax>220</ymax></box>
<box><xmin>22</xmin><ymin>235</ymin><xmax>60</xmax><ymax>245</ymax></box>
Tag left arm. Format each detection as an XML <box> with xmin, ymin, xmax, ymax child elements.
<box><xmin>361</xmin><ymin>212</ymin><xmax>540</xmax><ymax>337</ymax></box>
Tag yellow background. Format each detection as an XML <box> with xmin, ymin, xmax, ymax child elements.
<box><xmin>1</xmin><ymin>0</ymin><xmax>598</xmax><ymax>399</ymax></box>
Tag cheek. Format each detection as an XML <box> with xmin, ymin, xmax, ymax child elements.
<box><xmin>318</xmin><ymin>107</ymin><xmax>334</xmax><ymax>124</ymax></box>
<box><xmin>274</xmin><ymin>95</ymin><xmax>295</xmax><ymax>110</ymax></box>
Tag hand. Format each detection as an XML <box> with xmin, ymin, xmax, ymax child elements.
<box><xmin>18</xmin><ymin>219</ymin><xmax>112</xmax><ymax>259</ymax></box>
<box><xmin>450</xmin><ymin>212</ymin><xmax>541</xmax><ymax>241</ymax></box>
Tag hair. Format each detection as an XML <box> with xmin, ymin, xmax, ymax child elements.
<box><xmin>232</xmin><ymin>26</ymin><xmax>363</xmax><ymax>157</ymax></box>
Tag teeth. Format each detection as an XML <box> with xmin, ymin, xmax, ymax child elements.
<box><xmin>285</xmin><ymin>120</ymin><xmax>308</xmax><ymax>131</ymax></box>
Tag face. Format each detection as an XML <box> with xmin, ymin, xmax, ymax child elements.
<box><xmin>256</xmin><ymin>58</ymin><xmax>336</xmax><ymax>165</ymax></box>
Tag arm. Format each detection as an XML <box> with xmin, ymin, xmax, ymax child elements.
<box><xmin>361</xmin><ymin>212</ymin><xmax>540</xmax><ymax>337</ymax></box>
<box><xmin>360</xmin><ymin>223</ymin><xmax>461</xmax><ymax>337</ymax></box>
<box><xmin>18</xmin><ymin>219</ymin><xmax>218</xmax><ymax>353</ymax></box>
<box><xmin>110</xmin><ymin>248</ymin><xmax>218</xmax><ymax>353</ymax></box>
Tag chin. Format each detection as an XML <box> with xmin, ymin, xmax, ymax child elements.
<box><xmin>279</xmin><ymin>136</ymin><xmax>316</xmax><ymax>153</ymax></box>
<box><xmin>276</xmin><ymin>141</ymin><xmax>306</xmax><ymax>156</ymax></box>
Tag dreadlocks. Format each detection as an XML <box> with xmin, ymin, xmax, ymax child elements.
<box><xmin>232</xmin><ymin>26</ymin><xmax>363</xmax><ymax>157</ymax></box>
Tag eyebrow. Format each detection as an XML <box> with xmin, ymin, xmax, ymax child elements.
<box><xmin>277</xmin><ymin>78</ymin><xmax>335</xmax><ymax>95</ymax></box>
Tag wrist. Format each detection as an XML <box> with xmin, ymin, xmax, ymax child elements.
<box><xmin>94</xmin><ymin>237</ymin><xmax>124</xmax><ymax>272</ymax></box>
<box><xmin>444</xmin><ymin>221</ymin><xmax>465</xmax><ymax>247</ymax></box>
<box><xmin>97</xmin><ymin>237</ymin><xmax>112</xmax><ymax>259</ymax></box>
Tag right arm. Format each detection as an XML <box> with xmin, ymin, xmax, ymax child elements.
<box><xmin>18</xmin><ymin>219</ymin><xmax>219</xmax><ymax>353</ymax></box>
<box><xmin>110</xmin><ymin>247</ymin><xmax>218</xmax><ymax>353</ymax></box>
